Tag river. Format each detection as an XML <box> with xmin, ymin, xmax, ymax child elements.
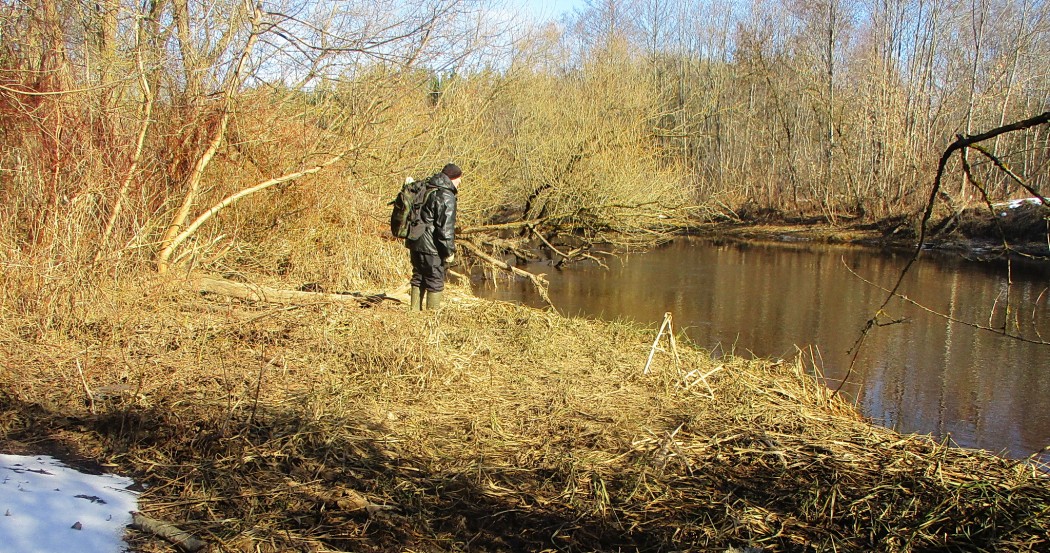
<box><xmin>472</xmin><ymin>237</ymin><xmax>1050</xmax><ymax>464</ymax></box>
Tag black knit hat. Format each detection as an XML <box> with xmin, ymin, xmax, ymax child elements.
<box><xmin>442</xmin><ymin>163</ymin><xmax>463</xmax><ymax>180</ymax></box>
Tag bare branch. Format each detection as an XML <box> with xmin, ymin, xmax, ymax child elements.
<box><xmin>842</xmin><ymin>259</ymin><xmax>1049</xmax><ymax>345</ymax></box>
<box><xmin>459</xmin><ymin>218</ymin><xmax>550</xmax><ymax>235</ymax></box>
<box><xmin>459</xmin><ymin>239</ymin><xmax>552</xmax><ymax>307</ymax></box>
<box><xmin>160</xmin><ymin>151</ymin><xmax>350</xmax><ymax>267</ymax></box>
<box><xmin>969</xmin><ymin>143</ymin><xmax>1049</xmax><ymax>205</ymax></box>
<box><xmin>96</xmin><ymin>16</ymin><xmax>156</xmax><ymax>261</ymax></box>
<box><xmin>878</xmin><ymin>111</ymin><xmax>1050</xmax><ymax>313</ymax></box>
<box><xmin>158</xmin><ymin>2</ymin><xmax>267</xmax><ymax>273</ymax></box>
<box><xmin>527</xmin><ymin>225</ymin><xmax>608</xmax><ymax>268</ymax></box>
<box><xmin>841</xmin><ymin>112</ymin><xmax>1050</xmax><ymax>394</ymax></box>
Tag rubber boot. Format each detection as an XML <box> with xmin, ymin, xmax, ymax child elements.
<box><xmin>410</xmin><ymin>286</ymin><xmax>423</xmax><ymax>312</ymax></box>
<box><xmin>425</xmin><ymin>290</ymin><xmax>443</xmax><ymax>310</ymax></box>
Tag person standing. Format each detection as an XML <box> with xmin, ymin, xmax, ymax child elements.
<box><xmin>406</xmin><ymin>163</ymin><xmax>461</xmax><ymax>311</ymax></box>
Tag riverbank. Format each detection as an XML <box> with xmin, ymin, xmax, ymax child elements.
<box><xmin>692</xmin><ymin>198</ymin><xmax>1050</xmax><ymax>263</ymax></box>
<box><xmin>1</xmin><ymin>276</ymin><xmax>1048</xmax><ymax>552</ymax></box>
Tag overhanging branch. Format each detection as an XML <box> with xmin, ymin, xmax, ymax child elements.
<box><xmin>459</xmin><ymin>239</ymin><xmax>552</xmax><ymax>307</ymax></box>
<box><xmin>840</xmin><ymin>111</ymin><xmax>1050</xmax><ymax>395</ymax></box>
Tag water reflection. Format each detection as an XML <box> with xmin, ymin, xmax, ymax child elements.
<box><xmin>473</xmin><ymin>238</ymin><xmax>1050</xmax><ymax>461</ymax></box>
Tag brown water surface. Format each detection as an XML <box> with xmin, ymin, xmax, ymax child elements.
<box><xmin>473</xmin><ymin>237</ymin><xmax>1050</xmax><ymax>462</ymax></box>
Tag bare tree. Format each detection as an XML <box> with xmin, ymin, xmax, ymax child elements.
<box><xmin>841</xmin><ymin>110</ymin><xmax>1050</xmax><ymax>393</ymax></box>
<box><xmin>140</xmin><ymin>0</ymin><xmax>487</xmax><ymax>272</ymax></box>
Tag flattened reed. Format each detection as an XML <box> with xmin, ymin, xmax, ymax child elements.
<box><xmin>1</xmin><ymin>284</ymin><xmax>1047</xmax><ymax>552</ymax></box>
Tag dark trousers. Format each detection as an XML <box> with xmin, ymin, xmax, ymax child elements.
<box><xmin>409</xmin><ymin>251</ymin><xmax>447</xmax><ymax>292</ymax></box>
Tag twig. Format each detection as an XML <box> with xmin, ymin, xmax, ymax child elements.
<box><xmin>969</xmin><ymin>143</ymin><xmax>1048</xmax><ymax>205</ymax></box>
<box><xmin>527</xmin><ymin>225</ymin><xmax>607</xmax><ymax>268</ymax></box>
<box><xmin>76</xmin><ymin>360</ymin><xmax>94</xmax><ymax>415</ymax></box>
<box><xmin>653</xmin><ymin>423</ymin><xmax>685</xmax><ymax>472</ymax></box>
<box><xmin>458</xmin><ymin>217</ymin><xmax>551</xmax><ymax>235</ymax></box>
<box><xmin>681</xmin><ymin>365</ymin><xmax>722</xmax><ymax>398</ymax></box>
<box><xmin>248</xmin><ymin>355</ymin><xmax>273</xmax><ymax>429</ymax></box>
<box><xmin>841</xmin><ymin>260</ymin><xmax>1050</xmax><ymax>345</ymax></box>
<box><xmin>1033</xmin><ymin>287</ymin><xmax>1047</xmax><ymax>341</ymax></box>
<box><xmin>130</xmin><ymin>512</ymin><xmax>207</xmax><ymax>553</ymax></box>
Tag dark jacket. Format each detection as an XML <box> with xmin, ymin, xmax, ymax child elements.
<box><xmin>405</xmin><ymin>172</ymin><xmax>457</xmax><ymax>258</ymax></box>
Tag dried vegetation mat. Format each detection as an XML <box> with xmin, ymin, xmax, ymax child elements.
<box><xmin>1</xmin><ymin>282</ymin><xmax>1048</xmax><ymax>552</ymax></box>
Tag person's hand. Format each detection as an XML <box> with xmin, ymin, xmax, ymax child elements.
<box><xmin>444</xmin><ymin>253</ymin><xmax>455</xmax><ymax>265</ymax></box>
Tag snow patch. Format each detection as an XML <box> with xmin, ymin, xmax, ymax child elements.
<box><xmin>0</xmin><ymin>454</ymin><xmax>139</xmax><ymax>553</ymax></box>
<box><xmin>993</xmin><ymin>197</ymin><xmax>1046</xmax><ymax>210</ymax></box>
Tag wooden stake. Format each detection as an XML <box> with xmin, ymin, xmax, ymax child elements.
<box><xmin>644</xmin><ymin>312</ymin><xmax>674</xmax><ymax>375</ymax></box>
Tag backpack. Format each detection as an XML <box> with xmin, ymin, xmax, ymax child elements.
<box><xmin>389</xmin><ymin>176</ymin><xmax>435</xmax><ymax>240</ymax></box>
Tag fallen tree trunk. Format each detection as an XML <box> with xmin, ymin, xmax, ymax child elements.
<box><xmin>190</xmin><ymin>275</ymin><xmax>402</xmax><ymax>306</ymax></box>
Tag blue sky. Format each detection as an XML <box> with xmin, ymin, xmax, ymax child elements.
<box><xmin>510</xmin><ymin>0</ymin><xmax>590</xmax><ymax>21</ymax></box>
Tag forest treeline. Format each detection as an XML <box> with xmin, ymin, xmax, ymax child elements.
<box><xmin>1</xmin><ymin>0</ymin><xmax>1048</xmax><ymax>296</ymax></box>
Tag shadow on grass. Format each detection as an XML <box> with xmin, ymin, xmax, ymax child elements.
<box><xmin>5</xmin><ymin>392</ymin><xmax>1048</xmax><ymax>553</ymax></box>
<box><xmin>0</xmin><ymin>395</ymin><xmax>678</xmax><ymax>552</ymax></box>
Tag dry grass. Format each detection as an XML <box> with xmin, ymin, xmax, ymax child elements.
<box><xmin>1</xmin><ymin>274</ymin><xmax>1048</xmax><ymax>553</ymax></box>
